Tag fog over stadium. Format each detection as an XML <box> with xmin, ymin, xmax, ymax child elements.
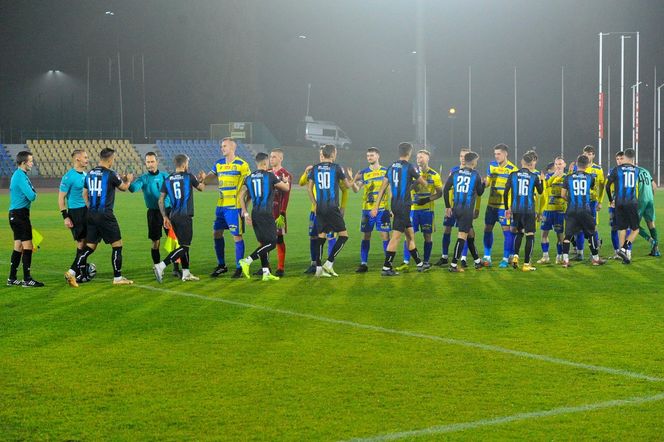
<box><xmin>1</xmin><ymin>0</ymin><xmax>664</xmax><ymax>169</ymax></box>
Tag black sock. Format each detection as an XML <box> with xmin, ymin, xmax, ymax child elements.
<box><xmin>452</xmin><ymin>238</ymin><xmax>466</xmax><ymax>264</ymax></box>
<box><xmin>70</xmin><ymin>248</ymin><xmax>84</xmax><ymax>274</ymax></box>
<box><xmin>622</xmin><ymin>240</ymin><xmax>632</xmax><ymax>250</ymax></box>
<box><xmin>383</xmin><ymin>251</ymin><xmax>396</xmax><ymax>268</ymax></box>
<box><xmin>77</xmin><ymin>246</ymin><xmax>95</xmax><ymax>277</ymax></box>
<box><xmin>589</xmin><ymin>232</ymin><xmax>599</xmax><ymax>256</ymax></box>
<box><xmin>409</xmin><ymin>247</ymin><xmax>422</xmax><ymax>265</ymax></box>
<box><xmin>467</xmin><ymin>237</ymin><xmax>479</xmax><ymax>260</ymax></box>
<box><xmin>180</xmin><ymin>247</ymin><xmax>190</xmax><ymax>270</ymax></box>
<box><xmin>525</xmin><ymin>235</ymin><xmax>534</xmax><ymax>263</ymax></box>
<box><xmin>22</xmin><ymin>249</ymin><xmax>33</xmax><ymax>281</ymax></box>
<box><xmin>9</xmin><ymin>250</ymin><xmax>21</xmax><ymax>280</ymax></box>
<box><xmin>112</xmin><ymin>246</ymin><xmax>123</xmax><ymax>278</ymax></box>
<box><xmin>563</xmin><ymin>240</ymin><xmax>571</xmax><ymax>255</ymax></box>
<box><xmin>151</xmin><ymin>248</ymin><xmax>160</xmax><ymax>264</ymax></box>
<box><xmin>163</xmin><ymin>247</ymin><xmax>184</xmax><ymax>266</ymax></box>
<box><xmin>513</xmin><ymin>232</ymin><xmax>523</xmax><ymax>256</ymax></box>
<box><xmin>259</xmin><ymin>250</ymin><xmax>270</xmax><ymax>268</ymax></box>
<box><xmin>328</xmin><ymin>236</ymin><xmax>348</xmax><ymax>263</ymax></box>
<box><xmin>315</xmin><ymin>237</ymin><xmax>326</xmax><ymax>266</ymax></box>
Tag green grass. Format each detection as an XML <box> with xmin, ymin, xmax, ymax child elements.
<box><xmin>1</xmin><ymin>188</ymin><xmax>663</xmax><ymax>440</ymax></box>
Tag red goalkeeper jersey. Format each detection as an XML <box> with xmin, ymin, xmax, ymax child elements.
<box><xmin>271</xmin><ymin>166</ymin><xmax>292</xmax><ymax>218</ymax></box>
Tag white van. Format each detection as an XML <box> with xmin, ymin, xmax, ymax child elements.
<box><xmin>297</xmin><ymin>117</ymin><xmax>352</xmax><ymax>150</ymax></box>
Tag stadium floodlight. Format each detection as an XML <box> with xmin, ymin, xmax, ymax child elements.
<box><xmin>297</xmin><ymin>35</ymin><xmax>307</xmax><ymax>39</ymax></box>
<box><xmin>105</xmin><ymin>11</ymin><xmax>114</xmax><ymax>15</ymax></box>
<box><xmin>448</xmin><ymin>107</ymin><xmax>457</xmax><ymax>116</ymax></box>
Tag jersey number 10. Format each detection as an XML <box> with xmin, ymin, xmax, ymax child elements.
<box><xmin>622</xmin><ymin>171</ymin><xmax>635</xmax><ymax>188</ymax></box>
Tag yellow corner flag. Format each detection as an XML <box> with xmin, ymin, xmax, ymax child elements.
<box><xmin>163</xmin><ymin>228</ymin><xmax>180</xmax><ymax>253</ymax></box>
<box><xmin>32</xmin><ymin>228</ymin><xmax>44</xmax><ymax>252</ymax></box>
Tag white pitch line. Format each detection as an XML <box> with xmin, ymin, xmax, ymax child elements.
<box><xmin>134</xmin><ymin>284</ymin><xmax>664</xmax><ymax>383</ymax></box>
<box><xmin>342</xmin><ymin>391</ymin><xmax>664</xmax><ymax>441</ymax></box>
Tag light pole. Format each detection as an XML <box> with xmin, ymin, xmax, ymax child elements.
<box><xmin>658</xmin><ymin>83</ymin><xmax>663</xmax><ymax>184</ymax></box>
<box><xmin>105</xmin><ymin>10</ymin><xmax>123</xmax><ymax>138</ymax></box>
<box><xmin>632</xmin><ymin>81</ymin><xmax>642</xmax><ymax>153</ymax></box>
<box><xmin>514</xmin><ymin>67</ymin><xmax>518</xmax><ymax>159</ymax></box>
<box><xmin>561</xmin><ymin>65</ymin><xmax>565</xmax><ymax>156</ymax></box>
<box><xmin>468</xmin><ymin>66</ymin><xmax>472</xmax><ymax>148</ymax></box>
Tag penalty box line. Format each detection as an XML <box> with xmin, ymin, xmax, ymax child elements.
<box><xmin>342</xmin><ymin>391</ymin><xmax>664</xmax><ymax>441</ymax></box>
<box><xmin>134</xmin><ymin>284</ymin><xmax>664</xmax><ymax>383</ymax></box>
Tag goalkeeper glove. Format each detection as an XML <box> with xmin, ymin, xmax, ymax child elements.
<box><xmin>275</xmin><ymin>213</ymin><xmax>286</xmax><ymax>229</ymax></box>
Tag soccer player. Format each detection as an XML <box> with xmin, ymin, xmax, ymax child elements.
<box><xmin>398</xmin><ymin>149</ymin><xmax>442</xmax><ymax>272</ymax></box>
<box><xmin>153</xmin><ymin>154</ymin><xmax>206</xmax><ymax>282</ymax></box>
<box><xmin>300</xmin><ymin>151</ymin><xmax>349</xmax><ymax>273</ymax></box>
<box><xmin>269</xmin><ymin>148</ymin><xmax>292</xmax><ymax>276</ymax></box>
<box><xmin>207</xmin><ymin>137</ymin><xmax>251</xmax><ymax>278</ymax></box>
<box><xmin>76</xmin><ymin>148</ymin><xmax>134</xmax><ymax>285</ymax></box>
<box><xmin>483</xmin><ymin>143</ymin><xmax>518</xmax><ymax>268</ymax></box>
<box><xmin>636</xmin><ymin>164</ymin><xmax>659</xmax><ymax>256</ymax></box>
<box><xmin>435</xmin><ymin>147</ymin><xmax>471</xmax><ymax>267</ymax></box>
<box><xmin>371</xmin><ymin>142</ymin><xmax>428</xmax><ymax>276</ymax></box>
<box><xmin>560</xmin><ymin>155</ymin><xmax>605</xmax><ymax>267</ymax></box>
<box><xmin>129</xmin><ymin>152</ymin><xmax>181</xmax><ymax>277</ymax></box>
<box><xmin>7</xmin><ymin>151</ymin><xmax>43</xmax><ymax>287</ymax></box>
<box><xmin>504</xmin><ymin>152</ymin><xmax>544</xmax><ymax>271</ymax></box>
<box><xmin>60</xmin><ymin>149</ymin><xmax>89</xmax><ymax>286</ymax></box>
<box><xmin>307</xmin><ymin>144</ymin><xmax>354</xmax><ymax>277</ymax></box>
<box><xmin>238</xmin><ymin>152</ymin><xmax>291</xmax><ymax>281</ymax></box>
<box><xmin>352</xmin><ymin>147</ymin><xmax>390</xmax><ymax>273</ymax></box>
<box><xmin>442</xmin><ymin>151</ymin><xmax>485</xmax><ymax>272</ymax></box>
<box><xmin>537</xmin><ymin>156</ymin><xmax>567</xmax><ymax>264</ymax></box>
<box><xmin>607</xmin><ymin>151</ymin><xmax>626</xmax><ymax>258</ymax></box>
<box><xmin>605</xmin><ymin>148</ymin><xmax>640</xmax><ymax>264</ymax></box>
<box><xmin>573</xmin><ymin>145</ymin><xmax>605</xmax><ymax>260</ymax></box>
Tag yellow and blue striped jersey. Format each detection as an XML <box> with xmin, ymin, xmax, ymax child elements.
<box><xmin>411</xmin><ymin>166</ymin><xmax>443</xmax><ymax>211</ymax></box>
<box><xmin>358</xmin><ymin>166</ymin><xmax>388</xmax><ymax>211</ymax></box>
<box><xmin>486</xmin><ymin>160</ymin><xmax>517</xmax><ymax>208</ymax></box>
<box><xmin>210</xmin><ymin>157</ymin><xmax>251</xmax><ymax>208</ymax></box>
<box><xmin>538</xmin><ymin>173</ymin><xmax>567</xmax><ymax>213</ymax></box>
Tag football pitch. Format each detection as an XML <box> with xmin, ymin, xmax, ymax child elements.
<box><xmin>1</xmin><ymin>189</ymin><xmax>663</xmax><ymax>440</ymax></box>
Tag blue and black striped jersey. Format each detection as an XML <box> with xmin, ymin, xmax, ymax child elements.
<box><xmin>443</xmin><ymin>168</ymin><xmax>484</xmax><ymax>209</ymax></box>
<box><xmin>386</xmin><ymin>160</ymin><xmax>420</xmax><ymax>208</ymax></box>
<box><xmin>244</xmin><ymin>169</ymin><xmax>280</xmax><ymax>215</ymax></box>
<box><xmin>161</xmin><ymin>172</ymin><xmax>199</xmax><ymax>217</ymax></box>
<box><xmin>308</xmin><ymin>162</ymin><xmax>346</xmax><ymax>209</ymax></box>
<box><xmin>504</xmin><ymin>168</ymin><xmax>543</xmax><ymax>214</ymax></box>
<box><xmin>562</xmin><ymin>172</ymin><xmax>595</xmax><ymax>212</ymax></box>
<box><xmin>606</xmin><ymin>164</ymin><xmax>639</xmax><ymax>205</ymax></box>
<box><xmin>84</xmin><ymin>166</ymin><xmax>122</xmax><ymax>213</ymax></box>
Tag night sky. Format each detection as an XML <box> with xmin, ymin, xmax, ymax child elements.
<box><xmin>1</xmin><ymin>0</ymin><xmax>663</xmax><ymax>167</ymax></box>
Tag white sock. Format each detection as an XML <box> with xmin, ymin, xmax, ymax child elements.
<box><xmin>157</xmin><ymin>262</ymin><xmax>166</xmax><ymax>271</ymax></box>
<box><xmin>563</xmin><ymin>253</ymin><xmax>569</xmax><ymax>261</ymax></box>
<box><xmin>542</xmin><ymin>252</ymin><xmax>549</xmax><ymax>258</ymax></box>
<box><xmin>245</xmin><ymin>256</ymin><xmax>253</xmax><ymax>264</ymax></box>
<box><xmin>262</xmin><ymin>267</ymin><xmax>270</xmax><ymax>275</ymax></box>
<box><xmin>182</xmin><ymin>269</ymin><xmax>191</xmax><ymax>277</ymax></box>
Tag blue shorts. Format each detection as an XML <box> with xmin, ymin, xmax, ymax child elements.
<box><xmin>213</xmin><ymin>206</ymin><xmax>243</xmax><ymax>236</ymax></box>
<box><xmin>540</xmin><ymin>210</ymin><xmax>565</xmax><ymax>233</ymax></box>
<box><xmin>609</xmin><ymin>206</ymin><xmax>616</xmax><ymax>229</ymax></box>
<box><xmin>360</xmin><ymin>209</ymin><xmax>391</xmax><ymax>233</ymax></box>
<box><xmin>411</xmin><ymin>210</ymin><xmax>434</xmax><ymax>233</ymax></box>
<box><xmin>589</xmin><ymin>201</ymin><xmax>598</xmax><ymax>225</ymax></box>
<box><xmin>485</xmin><ymin>206</ymin><xmax>510</xmax><ymax>227</ymax></box>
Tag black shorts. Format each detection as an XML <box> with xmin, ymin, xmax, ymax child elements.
<box><xmin>252</xmin><ymin>212</ymin><xmax>278</xmax><ymax>244</ymax></box>
<box><xmin>147</xmin><ymin>208</ymin><xmax>168</xmax><ymax>241</ymax></box>
<box><xmin>68</xmin><ymin>207</ymin><xmax>88</xmax><ymax>241</ymax></box>
<box><xmin>391</xmin><ymin>206</ymin><xmax>412</xmax><ymax>233</ymax></box>
<box><xmin>316</xmin><ymin>206</ymin><xmax>346</xmax><ymax>234</ymax></box>
<box><xmin>511</xmin><ymin>212</ymin><xmax>536</xmax><ymax>233</ymax></box>
<box><xmin>452</xmin><ymin>207</ymin><xmax>474</xmax><ymax>233</ymax></box>
<box><xmin>615</xmin><ymin>203</ymin><xmax>640</xmax><ymax>231</ymax></box>
<box><xmin>86</xmin><ymin>211</ymin><xmax>122</xmax><ymax>244</ymax></box>
<box><xmin>170</xmin><ymin>214</ymin><xmax>193</xmax><ymax>246</ymax></box>
<box><xmin>564</xmin><ymin>210</ymin><xmax>595</xmax><ymax>237</ymax></box>
<box><xmin>9</xmin><ymin>209</ymin><xmax>32</xmax><ymax>241</ymax></box>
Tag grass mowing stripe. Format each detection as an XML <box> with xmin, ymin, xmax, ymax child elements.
<box><xmin>343</xmin><ymin>391</ymin><xmax>664</xmax><ymax>441</ymax></box>
<box><xmin>133</xmin><ymin>284</ymin><xmax>664</xmax><ymax>383</ymax></box>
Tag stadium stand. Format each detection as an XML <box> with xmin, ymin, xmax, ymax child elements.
<box><xmin>155</xmin><ymin>140</ymin><xmax>256</xmax><ymax>173</ymax></box>
<box><xmin>25</xmin><ymin>139</ymin><xmax>145</xmax><ymax>177</ymax></box>
<box><xmin>0</xmin><ymin>144</ymin><xmax>16</xmax><ymax>176</ymax></box>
